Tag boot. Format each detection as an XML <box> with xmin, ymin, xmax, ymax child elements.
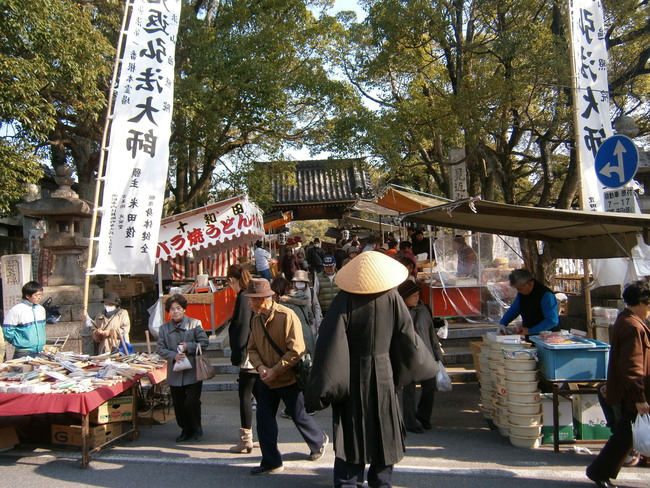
<box><xmin>229</xmin><ymin>427</ymin><xmax>254</xmax><ymax>453</ymax></box>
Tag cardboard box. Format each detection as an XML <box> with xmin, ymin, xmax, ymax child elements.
<box><xmin>51</xmin><ymin>422</ymin><xmax>122</xmax><ymax>448</ymax></box>
<box><xmin>572</xmin><ymin>393</ymin><xmax>611</xmax><ymax>440</ymax></box>
<box><xmin>105</xmin><ymin>277</ymin><xmax>154</xmax><ymax>298</ymax></box>
<box><xmin>90</xmin><ymin>395</ymin><xmax>134</xmax><ymax>424</ymax></box>
<box><xmin>0</xmin><ymin>426</ymin><xmax>19</xmax><ymax>449</ymax></box>
<box><xmin>541</xmin><ymin>393</ymin><xmax>574</xmax><ymax>444</ymax></box>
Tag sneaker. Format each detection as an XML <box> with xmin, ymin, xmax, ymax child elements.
<box><xmin>251</xmin><ymin>465</ymin><xmax>284</xmax><ymax>475</ymax></box>
<box><xmin>279</xmin><ymin>408</ymin><xmax>291</xmax><ymax>419</ymax></box>
<box><xmin>310</xmin><ymin>433</ymin><xmax>329</xmax><ymax>461</ymax></box>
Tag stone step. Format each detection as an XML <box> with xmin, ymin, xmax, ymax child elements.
<box><xmin>445</xmin><ymin>364</ymin><xmax>478</xmax><ymax>383</ymax></box>
<box><xmin>442</xmin><ymin>346</ymin><xmax>473</xmax><ymax>365</ymax></box>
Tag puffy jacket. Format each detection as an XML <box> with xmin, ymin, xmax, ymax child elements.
<box><xmin>2</xmin><ymin>300</ymin><xmax>47</xmax><ymax>354</ymax></box>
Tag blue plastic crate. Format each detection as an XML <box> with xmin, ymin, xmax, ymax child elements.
<box><xmin>530</xmin><ymin>336</ymin><xmax>610</xmax><ymax>381</ymax></box>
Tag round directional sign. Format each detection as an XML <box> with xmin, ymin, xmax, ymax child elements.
<box><xmin>594</xmin><ymin>135</ymin><xmax>639</xmax><ymax>188</ymax></box>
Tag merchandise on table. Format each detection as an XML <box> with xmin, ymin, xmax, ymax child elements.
<box><xmin>0</xmin><ymin>351</ymin><xmax>166</xmax><ymax>394</ymax></box>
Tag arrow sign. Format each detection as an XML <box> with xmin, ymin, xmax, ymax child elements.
<box><xmin>595</xmin><ymin>135</ymin><xmax>639</xmax><ymax>188</ymax></box>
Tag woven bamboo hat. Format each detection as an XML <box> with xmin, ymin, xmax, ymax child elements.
<box><xmin>335</xmin><ymin>251</ymin><xmax>408</xmax><ymax>294</ymax></box>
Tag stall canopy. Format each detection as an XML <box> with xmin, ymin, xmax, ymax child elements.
<box><xmin>375</xmin><ymin>184</ymin><xmax>449</xmax><ymax>214</ymax></box>
<box><xmin>156</xmin><ymin>195</ymin><xmax>264</xmax><ymax>263</ymax></box>
<box><xmin>264</xmin><ymin>211</ymin><xmax>292</xmax><ymax>233</ymax></box>
<box><xmin>401</xmin><ymin>198</ymin><xmax>650</xmax><ymax>259</ymax></box>
<box><xmin>343</xmin><ymin>216</ymin><xmax>401</xmax><ymax>233</ymax></box>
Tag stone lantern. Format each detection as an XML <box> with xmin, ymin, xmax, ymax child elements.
<box><xmin>15</xmin><ymin>165</ymin><xmax>103</xmax><ymax>353</ymax></box>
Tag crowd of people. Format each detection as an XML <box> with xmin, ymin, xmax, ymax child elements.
<box><xmin>1</xmin><ymin>231</ymin><xmax>648</xmax><ymax>488</ymax></box>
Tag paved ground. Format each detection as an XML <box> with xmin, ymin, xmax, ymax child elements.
<box><xmin>1</xmin><ymin>383</ymin><xmax>648</xmax><ymax>487</ymax></box>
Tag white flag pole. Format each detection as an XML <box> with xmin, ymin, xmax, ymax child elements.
<box><xmin>82</xmin><ymin>0</ymin><xmax>133</xmax><ymax>322</ymax></box>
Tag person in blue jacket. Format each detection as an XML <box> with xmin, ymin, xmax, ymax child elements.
<box><xmin>498</xmin><ymin>269</ymin><xmax>559</xmax><ymax>336</ymax></box>
<box><xmin>2</xmin><ymin>281</ymin><xmax>47</xmax><ymax>358</ymax></box>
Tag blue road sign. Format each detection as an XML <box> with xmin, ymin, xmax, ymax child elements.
<box><xmin>595</xmin><ymin>135</ymin><xmax>639</xmax><ymax>188</ymax></box>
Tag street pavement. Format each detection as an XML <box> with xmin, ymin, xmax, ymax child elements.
<box><xmin>1</xmin><ymin>383</ymin><xmax>648</xmax><ymax>487</ymax></box>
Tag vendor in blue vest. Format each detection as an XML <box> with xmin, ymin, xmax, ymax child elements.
<box><xmin>498</xmin><ymin>268</ymin><xmax>559</xmax><ymax>336</ymax></box>
<box><xmin>312</xmin><ymin>255</ymin><xmax>341</xmax><ymax>335</ymax></box>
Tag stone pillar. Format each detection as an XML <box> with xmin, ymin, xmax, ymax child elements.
<box><xmin>1</xmin><ymin>254</ymin><xmax>32</xmax><ymax>311</ymax></box>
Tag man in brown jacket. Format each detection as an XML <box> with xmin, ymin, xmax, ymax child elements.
<box><xmin>586</xmin><ymin>281</ymin><xmax>650</xmax><ymax>488</ymax></box>
<box><xmin>246</xmin><ymin>278</ymin><xmax>328</xmax><ymax>475</ymax></box>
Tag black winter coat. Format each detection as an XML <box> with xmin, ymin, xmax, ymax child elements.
<box><xmin>228</xmin><ymin>290</ymin><xmax>253</xmax><ymax>368</ymax></box>
<box><xmin>305</xmin><ymin>288</ymin><xmax>438</xmax><ymax>466</ymax></box>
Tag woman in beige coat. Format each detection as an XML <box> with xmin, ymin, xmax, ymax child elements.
<box><xmin>92</xmin><ymin>293</ymin><xmax>131</xmax><ymax>354</ymax></box>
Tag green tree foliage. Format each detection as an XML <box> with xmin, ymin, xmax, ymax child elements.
<box><xmin>167</xmin><ymin>0</ymin><xmax>362</xmax><ymax>213</ymax></box>
<box><xmin>0</xmin><ymin>0</ymin><xmax>116</xmax><ymax>207</ymax></box>
<box><xmin>327</xmin><ymin>0</ymin><xmax>648</xmax><ymax>210</ymax></box>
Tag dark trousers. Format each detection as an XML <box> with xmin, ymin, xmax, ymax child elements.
<box><xmin>170</xmin><ymin>382</ymin><xmax>203</xmax><ymax>434</ymax></box>
<box><xmin>333</xmin><ymin>457</ymin><xmax>394</xmax><ymax>488</ymax></box>
<box><xmin>237</xmin><ymin>370</ymin><xmax>259</xmax><ymax>429</ymax></box>
<box><xmin>402</xmin><ymin>377</ymin><xmax>437</xmax><ymax>430</ymax></box>
<box><xmin>256</xmin><ymin>381</ymin><xmax>324</xmax><ymax>468</ymax></box>
<box><xmin>587</xmin><ymin>403</ymin><xmax>637</xmax><ymax>480</ymax></box>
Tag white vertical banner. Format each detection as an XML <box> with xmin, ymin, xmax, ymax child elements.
<box><xmin>92</xmin><ymin>0</ymin><xmax>182</xmax><ymax>275</ymax></box>
<box><xmin>569</xmin><ymin>0</ymin><xmax>612</xmax><ymax>212</ymax></box>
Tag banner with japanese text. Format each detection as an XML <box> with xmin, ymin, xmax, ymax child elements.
<box><xmin>92</xmin><ymin>0</ymin><xmax>182</xmax><ymax>275</ymax></box>
<box><xmin>156</xmin><ymin>195</ymin><xmax>265</xmax><ymax>263</ymax></box>
<box><xmin>569</xmin><ymin>0</ymin><xmax>612</xmax><ymax>212</ymax></box>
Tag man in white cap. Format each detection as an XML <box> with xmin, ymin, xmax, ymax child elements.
<box><xmin>312</xmin><ymin>254</ymin><xmax>340</xmax><ymax>333</ymax></box>
<box><xmin>245</xmin><ymin>278</ymin><xmax>328</xmax><ymax>475</ymax></box>
<box><xmin>305</xmin><ymin>253</ymin><xmax>438</xmax><ymax>488</ymax></box>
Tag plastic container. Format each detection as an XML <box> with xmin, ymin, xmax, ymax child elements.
<box><xmin>530</xmin><ymin>336</ymin><xmax>610</xmax><ymax>381</ymax></box>
<box><xmin>507</xmin><ymin>390</ymin><xmax>542</xmax><ymax>404</ymax></box>
<box><xmin>509</xmin><ymin>412</ymin><xmax>542</xmax><ymax>426</ymax></box>
<box><xmin>508</xmin><ymin>401</ymin><xmax>542</xmax><ymax>415</ymax></box>
<box><xmin>506</xmin><ymin>380</ymin><xmax>538</xmax><ymax>393</ymax></box>
<box><xmin>509</xmin><ymin>434</ymin><xmax>541</xmax><ymax>449</ymax></box>
<box><xmin>503</xmin><ymin>358</ymin><xmax>537</xmax><ymax>371</ymax></box>
<box><xmin>504</xmin><ymin>369</ymin><xmax>537</xmax><ymax>382</ymax></box>
<box><xmin>508</xmin><ymin>423</ymin><xmax>542</xmax><ymax>438</ymax></box>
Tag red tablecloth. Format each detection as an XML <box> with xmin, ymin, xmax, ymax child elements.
<box><xmin>0</xmin><ymin>366</ymin><xmax>167</xmax><ymax>417</ymax></box>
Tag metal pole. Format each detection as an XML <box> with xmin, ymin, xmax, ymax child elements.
<box><xmin>82</xmin><ymin>0</ymin><xmax>133</xmax><ymax>320</ymax></box>
<box><xmin>567</xmin><ymin>0</ymin><xmax>593</xmax><ymax>331</ymax></box>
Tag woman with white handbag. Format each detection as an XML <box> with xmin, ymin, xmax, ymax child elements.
<box><xmin>157</xmin><ymin>294</ymin><xmax>209</xmax><ymax>443</ymax></box>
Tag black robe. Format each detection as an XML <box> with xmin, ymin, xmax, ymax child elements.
<box><xmin>305</xmin><ymin>288</ymin><xmax>438</xmax><ymax>466</ymax></box>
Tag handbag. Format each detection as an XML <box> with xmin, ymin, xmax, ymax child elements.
<box><xmin>195</xmin><ymin>343</ymin><xmax>215</xmax><ymax>381</ymax></box>
<box><xmin>259</xmin><ymin>322</ymin><xmax>311</xmax><ymax>389</ymax></box>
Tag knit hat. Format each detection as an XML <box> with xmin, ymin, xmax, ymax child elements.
<box><xmin>244</xmin><ymin>278</ymin><xmax>274</xmax><ymax>298</ymax></box>
<box><xmin>323</xmin><ymin>255</ymin><xmax>336</xmax><ymax>267</ymax></box>
<box><xmin>397</xmin><ymin>279</ymin><xmax>420</xmax><ymax>298</ymax></box>
<box><xmin>335</xmin><ymin>251</ymin><xmax>408</xmax><ymax>294</ymax></box>
<box><xmin>347</xmin><ymin>246</ymin><xmax>360</xmax><ymax>256</ymax></box>
<box><xmin>292</xmin><ymin>270</ymin><xmax>309</xmax><ymax>282</ymax></box>
<box><xmin>103</xmin><ymin>292</ymin><xmax>121</xmax><ymax>306</ymax></box>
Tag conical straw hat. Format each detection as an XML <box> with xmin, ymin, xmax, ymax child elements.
<box><xmin>335</xmin><ymin>251</ymin><xmax>409</xmax><ymax>294</ymax></box>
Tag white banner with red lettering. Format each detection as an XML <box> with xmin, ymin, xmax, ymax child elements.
<box><xmin>569</xmin><ymin>0</ymin><xmax>613</xmax><ymax>212</ymax></box>
<box><xmin>92</xmin><ymin>0</ymin><xmax>182</xmax><ymax>275</ymax></box>
<box><xmin>156</xmin><ymin>195</ymin><xmax>264</xmax><ymax>263</ymax></box>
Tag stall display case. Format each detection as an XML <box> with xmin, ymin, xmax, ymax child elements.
<box><xmin>163</xmin><ymin>287</ymin><xmax>236</xmax><ymax>333</ymax></box>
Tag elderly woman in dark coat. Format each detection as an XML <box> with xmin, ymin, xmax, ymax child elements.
<box><xmin>586</xmin><ymin>281</ymin><xmax>650</xmax><ymax>488</ymax></box>
<box><xmin>157</xmin><ymin>293</ymin><xmax>209</xmax><ymax>443</ymax></box>
<box><xmin>305</xmin><ymin>252</ymin><xmax>438</xmax><ymax>488</ymax></box>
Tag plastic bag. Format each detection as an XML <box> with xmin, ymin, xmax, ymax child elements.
<box><xmin>173</xmin><ymin>345</ymin><xmax>192</xmax><ymax>372</ymax></box>
<box><xmin>436</xmin><ymin>362</ymin><xmax>452</xmax><ymax>392</ymax></box>
<box><xmin>42</xmin><ymin>297</ymin><xmax>61</xmax><ymax>324</ymax></box>
<box><xmin>433</xmin><ymin>318</ymin><xmax>448</xmax><ymax>339</ymax></box>
<box><xmin>632</xmin><ymin>413</ymin><xmax>650</xmax><ymax>456</ymax></box>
